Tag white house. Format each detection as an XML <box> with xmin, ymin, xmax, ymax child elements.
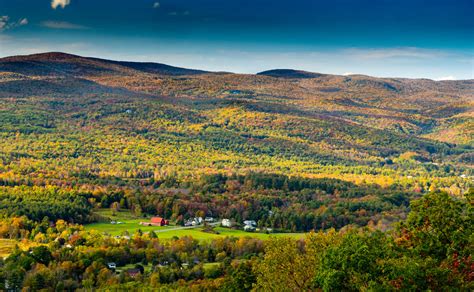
<box><xmin>221</xmin><ymin>219</ymin><xmax>232</xmax><ymax>227</ymax></box>
<box><xmin>243</xmin><ymin>220</ymin><xmax>257</xmax><ymax>227</ymax></box>
<box><xmin>107</xmin><ymin>262</ymin><xmax>117</xmax><ymax>269</ymax></box>
<box><xmin>244</xmin><ymin>225</ymin><xmax>256</xmax><ymax>232</ymax></box>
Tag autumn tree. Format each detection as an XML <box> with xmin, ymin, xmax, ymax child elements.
<box><xmin>253</xmin><ymin>237</ymin><xmax>317</xmax><ymax>291</ymax></box>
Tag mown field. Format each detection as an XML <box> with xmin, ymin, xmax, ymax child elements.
<box><xmin>0</xmin><ymin>239</ymin><xmax>38</xmax><ymax>258</ymax></box>
<box><xmin>0</xmin><ymin>239</ymin><xmax>16</xmax><ymax>258</ymax></box>
<box><xmin>86</xmin><ymin>209</ymin><xmax>305</xmax><ymax>239</ymax></box>
<box><xmin>86</xmin><ymin>209</ymin><xmax>172</xmax><ymax>235</ymax></box>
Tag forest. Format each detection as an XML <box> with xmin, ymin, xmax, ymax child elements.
<box><xmin>0</xmin><ymin>190</ymin><xmax>472</xmax><ymax>290</ymax></box>
<box><xmin>0</xmin><ymin>52</ymin><xmax>472</xmax><ymax>290</ymax></box>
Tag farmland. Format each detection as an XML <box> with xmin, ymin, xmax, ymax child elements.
<box><xmin>0</xmin><ymin>239</ymin><xmax>39</xmax><ymax>258</ymax></box>
<box><xmin>86</xmin><ymin>209</ymin><xmax>305</xmax><ymax>239</ymax></box>
<box><xmin>85</xmin><ymin>209</ymin><xmax>172</xmax><ymax>235</ymax></box>
<box><xmin>0</xmin><ymin>239</ymin><xmax>16</xmax><ymax>258</ymax></box>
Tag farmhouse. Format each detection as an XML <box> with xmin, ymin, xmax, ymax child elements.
<box><xmin>243</xmin><ymin>220</ymin><xmax>257</xmax><ymax>232</ymax></box>
<box><xmin>185</xmin><ymin>217</ymin><xmax>204</xmax><ymax>226</ymax></box>
<box><xmin>125</xmin><ymin>268</ymin><xmax>141</xmax><ymax>278</ymax></box>
<box><xmin>140</xmin><ymin>217</ymin><xmax>169</xmax><ymax>226</ymax></box>
<box><xmin>243</xmin><ymin>220</ymin><xmax>257</xmax><ymax>227</ymax></box>
<box><xmin>221</xmin><ymin>219</ymin><xmax>232</xmax><ymax>227</ymax></box>
<box><xmin>244</xmin><ymin>225</ymin><xmax>256</xmax><ymax>232</ymax></box>
<box><xmin>107</xmin><ymin>262</ymin><xmax>116</xmax><ymax>269</ymax></box>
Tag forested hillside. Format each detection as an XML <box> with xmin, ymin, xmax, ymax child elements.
<box><xmin>0</xmin><ymin>52</ymin><xmax>472</xmax><ymax>290</ymax></box>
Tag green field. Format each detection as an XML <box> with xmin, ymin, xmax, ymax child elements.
<box><xmin>0</xmin><ymin>239</ymin><xmax>16</xmax><ymax>258</ymax></box>
<box><xmin>86</xmin><ymin>209</ymin><xmax>305</xmax><ymax>240</ymax></box>
<box><xmin>85</xmin><ymin>209</ymin><xmax>173</xmax><ymax>235</ymax></box>
<box><xmin>0</xmin><ymin>239</ymin><xmax>39</xmax><ymax>258</ymax></box>
<box><xmin>146</xmin><ymin>227</ymin><xmax>304</xmax><ymax>240</ymax></box>
<box><xmin>112</xmin><ymin>262</ymin><xmax>220</xmax><ymax>274</ymax></box>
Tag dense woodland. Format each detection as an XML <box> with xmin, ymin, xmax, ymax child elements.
<box><xmin>0</xmin><ymin>53</ymin><xmax>472</xmax><ymax>290</ymax></box>
<box><xmin>0</xmin><ymin>173</ymin><xmax>415</xmax><ymax>231</ymax></box>
<box><xmin>0</xmin><ymin>190</ymin><xmax>472</xmax><ymax>290</ymax></box>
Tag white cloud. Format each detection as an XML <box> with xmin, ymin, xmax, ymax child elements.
<box><xmin>0</xmin><ymin>16</ymin><xmax>28</xmax><ymax>31</ymax></box>
<box><xmin>168</xmin><ymin>11</ymin><xmax>190</xmax><ymax>16</ymax></box>
<box><xmin>153</xmin><ymin>2</ymin><xmax>160</xmax><ymax>8</ymax></box>
<box><xmin>436</xmin><ymin>76</ymin><xmax>456</xmax><ymax>81</ymax></box>
<box><xmin>343</xmin><ymin>72</ymin><xmax>355</xmax><ymax>76</ymax></box>
<box><xmin>344</xmin><ymin>47</ymin><xmax>448</xmax><ymax>60</ymax></box>
<box><xmin>51</xmin><ymin>0</ymin><xmax>71</xmax><ymax>9</ymax></box>
<box><xmin>41</xmin><ymin>21</ymin><xmax>88</xmax><ymax>30</ymax></box>
<box><xmin>0</xmin><ymin>16</ymin><xmax>9</xmax><ymax>31</ymax></box>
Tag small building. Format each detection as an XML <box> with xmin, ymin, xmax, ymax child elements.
<box><xmin>221</xmin><ymin>219</ymin><xmax>232</xmax><ymax>227</ymax></box>
<box><xmin>243</xmin><ymin>220</ymin><xmax>257</xmax><ymax>227</ymax></box>
<box><xmin>140</xmin><ymin>217</ymin><xmax>169</xmax><ymax>226</ymax></box>
<box><xmin>126</xmin><ymin>268</ymin><xmax>141</xmax><ymax>278</ymax></box>
<box><xmin>186</xmin><ymin>217</ymin><xmax>204</xmax><ymax>226</ymax></box>
<box><xmin>107</xmin><ymin>262</ymin><xmax>117</xmax><ymax>269</ymax></box>
<box><xmin>244</xmin><ymin>225</ymin><xmax>256</xmax><ymax>232</ymax></box>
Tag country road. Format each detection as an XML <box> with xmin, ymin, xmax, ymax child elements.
<box><xmin>148</xmin><ymin>221</ymin><xmax>221</xmax><ymax>234</ymax></box>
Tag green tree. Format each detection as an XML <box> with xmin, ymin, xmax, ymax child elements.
<box><xmin>31</xmin><ymin>246</ymin><xmax>53</xmax><ymax>266</ymax></box>
<box><xmin>223</xmin><ymin>261</ymin><xmax>256</xmax><ymax>291</ymax></box>
<box><xmin>254</xmin><ymin>237</ymin><xmax>316</xmax><ymax>291</ymax></box>
<box><xmin>398</xmin><ymin>191</ymin><xmax>473</xmax><ymax>260</ymax></box>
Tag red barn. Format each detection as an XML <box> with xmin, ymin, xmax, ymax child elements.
<box><xmin>139</xmin><ymin>217</ymin><xmax>169</xmax><ymax>226</ymax></box>
<box><xmin>150</xmin><ymin>217</ymin><xmax>169</xmax><ymax>226</ymax></box>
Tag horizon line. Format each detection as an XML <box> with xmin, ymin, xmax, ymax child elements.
<box><xmin>0</xmin><ymin>51</ymin><xmax>472</xmax><ymax>81</ymax></box>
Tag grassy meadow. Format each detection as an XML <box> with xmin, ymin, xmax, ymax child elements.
<box><xmin>85</xmin><ymin>209</ymin><xmax>173</xmax><ymax>235</ymax></box>
<box><xmin>86</xmin><ymin>209</ymin><xmax>305</xmax><ymax>240</ymax></box>
<box><xmin>0</xmin><ymin>239</ymin><xmax>39</xmax><ymax>258</ymax></box>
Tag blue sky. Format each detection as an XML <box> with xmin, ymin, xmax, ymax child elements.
<box><xmin>0</xmin><ymin>0</ymin><xmax>473</xmax><ymax>79</ymax></box>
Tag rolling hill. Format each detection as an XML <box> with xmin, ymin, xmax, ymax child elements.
<box><xmin>0</xmin><ymin>52</ymin><xmax>472</xmax><ymax>190</ymax></box>
<box><xmin>0</xmin><ymin>52</ymin><xmax>472</xmax><ymax>290</ymax></box>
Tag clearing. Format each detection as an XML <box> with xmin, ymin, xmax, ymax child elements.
<box><xmin>86</xmin><ymin>209</ymin><xmax>305</xmax><ymax>240</ymax></box>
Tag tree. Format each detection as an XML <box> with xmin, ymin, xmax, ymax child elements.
<box><xmin>31</xmin><ymin>246</ymin><xmax>53</xmax><ymax>266</ymax></box>
<box><xmin>222</xmin><ymin>261</ymin><xmax>256</xmax><ymax>291</ymax></box>
<box><xmin>398</xmin><ymin>191</ymin><xmax>473</xmax><ymax>260</ymax></box>
<box><xmin>254</xmin><ymin>237</ymin><xmax>316</xmax><ymax>291</ymax></box>
<box><xmin>313</xmin><ymin>230</ymin><xmax>390</xmax><ymax>291</ymax></box>
<box><xmin>111</xmin><ymin>201</ymin><xmax>120</xmax><ymax>216</ymax></box>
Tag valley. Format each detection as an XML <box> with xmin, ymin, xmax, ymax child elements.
<box><xmin>0</xmin><ymin>52</ymin><xmax>472</xmax><ymax>290</ymax></box>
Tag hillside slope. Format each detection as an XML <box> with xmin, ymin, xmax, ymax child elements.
<box><xmin>0</xmin><ymin>52</ymin><xmax>208</xmax><ymax>77</ymax></box>
<box><xmin>0</xmin><ymin>52</ymin><xmax>472</xmax><ymax>190</ymax></box>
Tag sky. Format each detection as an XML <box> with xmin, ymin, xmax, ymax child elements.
<box><xmin>0</xmin><ymin>0</ymin><xmax>473</xmax><ymax>79</ymax></box>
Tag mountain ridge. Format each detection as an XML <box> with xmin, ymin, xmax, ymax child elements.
<box><xmin>0</xmin><ymin>51</ymin><xmax>472</xmax><ymax>149</ymax></box>
<box><xmin>1</xmin><ymin>52</ymin><xmax>473</xmax><ymax>81</ymax></box>
<box><xmin>0</xmin><ymin>52</ymin><xmax>209</xmax><ymax>77</ymax></box>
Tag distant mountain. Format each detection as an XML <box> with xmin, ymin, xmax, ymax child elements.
<box><xmin>0</xmin><ymin>52</ymin><xmax>209</xmax><ymax>77</ymax></box>
<box><xmin>257</xmin><ymin>69</ymin><xmax>325</xmax><ymax>79</ymax></box>
<box><xmin>0</xmin><ymin>52</ymin><xmax>472</xmax><ymax>149</ymax></box>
